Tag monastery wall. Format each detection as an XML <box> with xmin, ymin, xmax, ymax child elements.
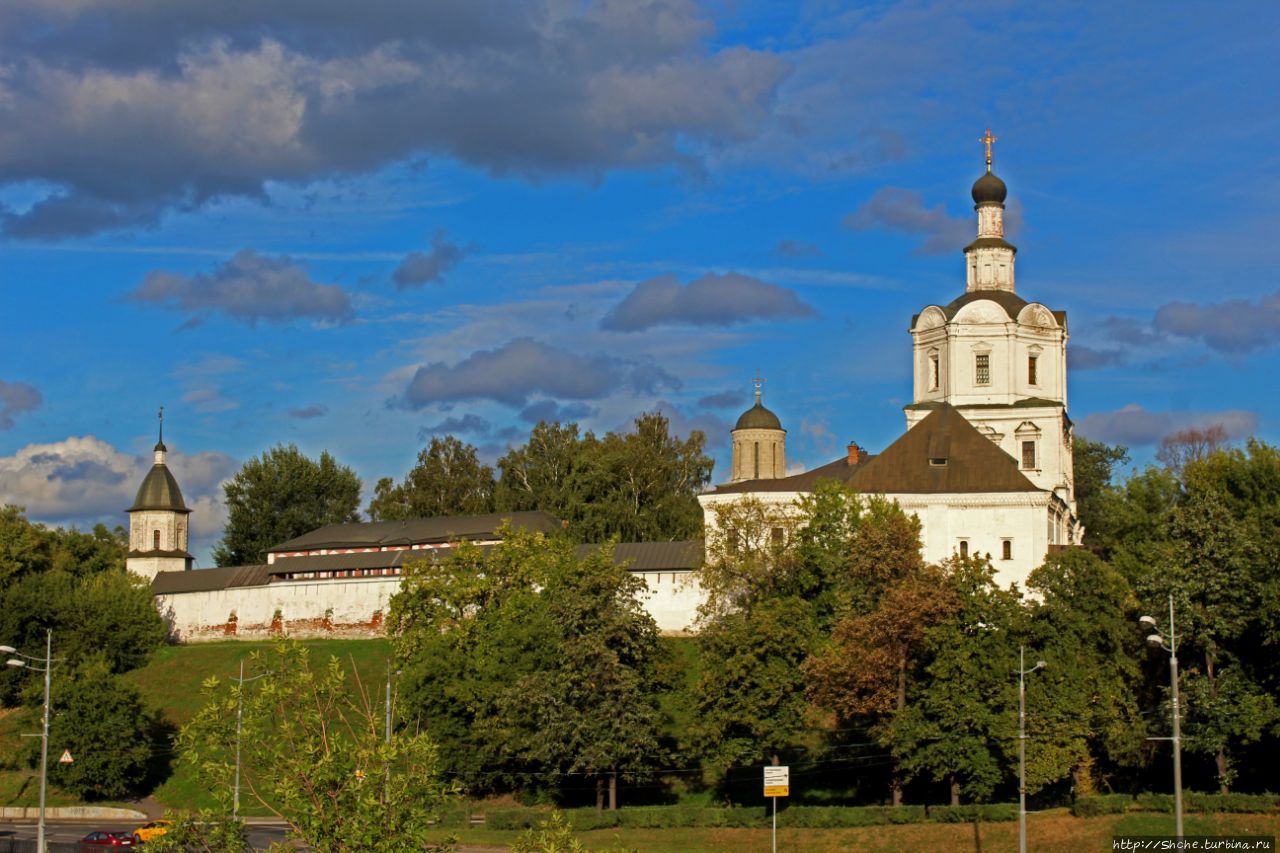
<box><xmin>157</xmin><ymin>570</ymin><xmax>701</xmax><ymax>641</ymax></box>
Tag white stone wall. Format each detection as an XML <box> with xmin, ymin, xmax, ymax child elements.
<box><xmin>157</xmin><ymin>570</ymin><xmax>702</xmax><ymax>642</ymax></box>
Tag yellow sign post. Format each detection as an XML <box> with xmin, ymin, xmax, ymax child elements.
<box><xmin>763</xmin><ymin>766</ymin><xmax>789</xmax><ymax>853</ymax></box>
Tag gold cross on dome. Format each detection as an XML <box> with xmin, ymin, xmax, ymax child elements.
<box><xmin>980</xmin><ymin>128</ymin><xmax>998</xmax><ymax>170</ymax></box>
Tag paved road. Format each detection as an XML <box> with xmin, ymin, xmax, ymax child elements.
<box><xmin>0</xmin><ymin>820</ymin><xmax>291</xmax><ymax>850</ymax></box>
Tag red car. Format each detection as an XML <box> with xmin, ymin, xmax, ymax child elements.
<box><xmin>77</xmin><ymin>831</ymin><xmax>135</xmax><ymax>849</ymax></box>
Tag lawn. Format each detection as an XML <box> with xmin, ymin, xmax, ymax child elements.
<box><xmin>445</xmin><ymin>810</ymin><xmax>1280</xmax><ymax>852</ymax></box>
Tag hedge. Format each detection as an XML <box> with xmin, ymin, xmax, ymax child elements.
<box><xmin>1073</xmin><ymin>792</ymin><xmax>1280</xmax><ymax>817</ymax></box>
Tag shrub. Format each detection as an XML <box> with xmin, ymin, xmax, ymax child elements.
<box><xmin>928</xmin><ymin>804</ymin><xmax>1018</xmax><ymax>823</ymax></box>
<box><xmin>1072</xmin><ymin>794</ymin><xmax>1131</xmax><ymax>817</ymax></box>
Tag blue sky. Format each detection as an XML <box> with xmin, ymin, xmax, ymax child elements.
<box><xmin>1</xmin><ymin>1</ymin><xmax>1277</xmax><ymax>564</ymax></box>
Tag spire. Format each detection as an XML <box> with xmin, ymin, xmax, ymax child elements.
<box><xmin>154</xmin><ymin>406</ymin><xmax>168</xmax><ymax>462</ymax></box>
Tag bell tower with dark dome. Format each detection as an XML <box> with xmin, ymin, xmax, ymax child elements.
<box><xmin>964</xmin><ymin>128</ymin><xmax>1017</xmax><ymax>293</ymax></box>
<box><xmin>729</xmin><ymin>375</ymin><xmax>786</xmax><ymax>483</ymax></box>
<box><xmin>126</xmin><ymin>408</ymin><xmax>193</xmax><ymax>581</ymax></box>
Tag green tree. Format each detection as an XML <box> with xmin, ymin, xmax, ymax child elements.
<box><xmin>368</xmin><ymin>435</ymin><xmax>496</xmax><ymax>520</ymax></box>
<box><xmin>1023</xmin><ymin>549</ymin><xmax>1145</xmax><ymax>795</ymax></box>
<box><xmin>1073</xmin><ymin>436</ymin><xmax>1130</xmax><ymax>547</ymax></box>
<box><xmin>28</xmin><ymin>659</ymin><xmax>161</xmax><ymax>800</ymax></box>
<box><xmin>213</xmin><ymin>444</ymin><xmax>361</xmax><ymax>566</ymax></box>
<box><xmin>689</xmin><ymin>596</ymin><xmax>819</xmax><ymax>784</ymax></box>
<box><xmin>885</xmin><ymin>556</ymin><xmax>1022</xmax><ymax>805</ymax></box>
<box><xmin>390</xmin><ymin>528</ymin><xmax>665</xmax><ymax>804</ymax></box>
<box><xmin>144</xmin><ymin>813</ymin><xmax>252</xmax><ymax>853</ymax></box>
<box><xmin>179</xmin><ymin>639</ymin><xmax>456</xmax><ymax>853</ymax></box>
<box><xmin>495</xmin><ymin>421</ymin><xmax>588</xmax><ymax>519</ymax></box>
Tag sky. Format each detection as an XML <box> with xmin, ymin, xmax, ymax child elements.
<box><xmin>1</xmin><ymin>0</ymin><xmax>1278</xmax><ymax>565</ymax></box>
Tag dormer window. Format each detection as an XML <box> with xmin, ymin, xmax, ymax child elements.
<box><xmin>929</xmin><ymin>458</ymin><xmax>947</xmax><ymax>467</ymax></box>
<box><xmin>975</xmin><ymin>353</ymin><xmax>991</xmax><ymax>385</ymax></box>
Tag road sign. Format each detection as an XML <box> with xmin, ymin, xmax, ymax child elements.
<box><xmin>763</xmin><ymin>765</ymin><xmax>789</xmax><ymax>797</ymax></box>
<box><xmin>58</xmin><ymin>750</ymin><xmax>73</xmax><ymax>764</ymax></box>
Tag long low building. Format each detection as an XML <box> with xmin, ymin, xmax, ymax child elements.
<box><xmin>147</xmin><ymin>505</ymin><xmax>704</xmax><ymax>640</ymax></box>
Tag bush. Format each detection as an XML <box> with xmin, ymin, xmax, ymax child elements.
<box><xmin>1072</xmin><ymin>794</ymin><xmax>1131</xmax><ymax>817</ymax></box>
<box><xmin>928</xmin><ymin>804</ymin><xmax>1018</xmax><ymax>823</ymax></box>
<box><xmin>779</xmin><ymin>805</ymin><xmax>928</xmax><ymax>828</ymax></box>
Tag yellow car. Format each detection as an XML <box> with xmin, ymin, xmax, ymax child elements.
<box><xmin>131</xmin><ymin>820</ymin><xmax>173</xmax><ymax>845</ymax></box>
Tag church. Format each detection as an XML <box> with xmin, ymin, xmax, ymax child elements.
<box><xmin>131</xmin><ymin>138</ymin><xmax>1081</xmax><ymax>639</ymax></box>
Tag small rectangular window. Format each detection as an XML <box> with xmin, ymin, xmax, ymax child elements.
<box><xmin>929</xmin><ymin>457</ymin><xmax>947</xmax><ymax>467</ymax></box>
<box><xmin>1021</xmin><ymin>440</ymin><xmax>1036</xmax><ymax>469</ymax></box>
<box><xmin>771</xmin><ymin>527</ymin><xmax>784</xmax><ymax>546</ymax></box>
<box><xmin>1002</xmin><ymin>540</ymin><xmax>1013</xmax><ymax>560</ymax></box>
<box><xmin>929</xmin><ymin>354</ymin><xmax>940</xmax><ymax>390</ymax></box>
<box><xmin>1028</xmin><ymin>356</ymin><xmax>1038</xmax><ymax>386</ymax></box>
<box><xmin>975</xmin><ymin>353</ymin><xmax>990</xmax><ymax>385</ymax></box>
<box><xmin>959</xmin><ymin>540</ymin><xmax>969</xmax><ymax>559</ymax></box>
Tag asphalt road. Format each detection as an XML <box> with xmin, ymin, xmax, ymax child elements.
<box><xmin>0</xmin><ymin>820</ymin><xmax>293</xmax><ymax>850</ymax></box>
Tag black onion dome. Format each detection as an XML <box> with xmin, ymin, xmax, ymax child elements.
<box><xmin>734</xmin><ymin>401</ymin><xmax>783</xmax><ymax>431</ymax></box>
<box><xmin>971</xmin><ymin>170</ymin><xmax>1007</xmax><ymax>205</ymax></box>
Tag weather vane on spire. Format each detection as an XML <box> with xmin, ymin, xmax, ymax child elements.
<box><xmin>158</xmin><ymin>405</ymin><xmax>164</xmax><ymax>444</ymax></box>
<box><xmin>752</xmin><ymin>369</ymin><xmax>765</xmax><ymax>404</ymax></box>
<box><xmin>980</xmin><ymin>128</ymin><xmax>998</xmax><ymax>172</ymax></box>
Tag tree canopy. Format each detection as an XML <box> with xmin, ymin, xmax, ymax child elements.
<box><xmin>368</xmin><ymin>436</ymin><xmax>495</xmax><ymax>520</ymax></box>
<box><xmin>214</xmin><ymin>444</ymin><xmax>362</xmax><ymax>566</ymax></box>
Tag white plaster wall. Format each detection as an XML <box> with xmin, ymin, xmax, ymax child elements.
<box><xmin>634</xmin><ymin>570</ymin><xmax>703</xmax><ymax>634</ymax></box>
<box><xmin>129</xmin><ymin>555</ymin><xmax>187</xmax><ymax>583</ymax></box>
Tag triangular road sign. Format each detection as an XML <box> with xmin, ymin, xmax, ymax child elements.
<box><xmin>58</xmin><ymin>750</ymin><xmax>73</xmax><ymax>764</ymax></box>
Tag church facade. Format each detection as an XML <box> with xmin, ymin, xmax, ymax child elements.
<box><xmin>135</xmin><ymin>140</ymin><xmax>1080</xmax><ymax>639</ymax></box>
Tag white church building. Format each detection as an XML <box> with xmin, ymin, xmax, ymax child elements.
<box><xmin>133</xmin><ymin>141</ymin><xmax>1081</xmax><ymax>639</ymax></box>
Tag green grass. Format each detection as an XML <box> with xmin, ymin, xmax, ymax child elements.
<box><xmin>0</xmin><ymin>637</ymin><xmax>392</xmax><ymax>810</ymax></box>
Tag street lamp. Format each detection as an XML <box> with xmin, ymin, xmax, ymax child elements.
<box><xmin>230</xmin><ymin>660</ymin><xmax>273</xmax><ymax>820</ymax></box>
<box><xmin>1015</xmin><ymin>646</ymin><xmax>1046</xmax><ymax>853</ymax></box>
<box><xmin>1139</xmin><ymin>595</ymin><xmax>1184</xmax><ymax>839</ymax></box>
<box><xmin>3</xmin><ymin>630</ymin><xmax>54</xmax><ymax>853</ymax></box>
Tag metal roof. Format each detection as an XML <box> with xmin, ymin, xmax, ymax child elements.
<box><xmin>576</xmin><ymin>541</ymin><xmax>703</xmax><ymax>571</ymax></box>
<box><xmin>152</xmin><ymin>564</ymin><xmax>271</xmax><ymax>595</ymax></box>
<box><xmin>128</xmin><ymin>464</ymin><xmax>191</xmax><ymax>513</ymax></box>
<box><xmin>268</xmin><ymin>510</ymin><xmax>563</xmax><ymax>552</ymax></box>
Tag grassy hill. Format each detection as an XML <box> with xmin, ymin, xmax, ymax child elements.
<box><xmin>0</xmin><ymin>637</ymin><xmax>393</xmax><ymax>811</ymax></box>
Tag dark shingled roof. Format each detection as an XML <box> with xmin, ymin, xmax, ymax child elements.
<box><xmin>152</xmin><ymin>563</ymin><xmax>270</xmax><ymax>595</ymax></box>
<box><xmin>128</xmin><ymin>464</ymin><xmax>191</xmax><ymax>513</ymax></box>
<box><xmin>963</xmin><ymin>235</ymin><xmax>1018</xmax><ymax>254</ymax></box>
<box><xmin>268</xmin><ymin>549</ymin><xmax>417</xmax><ymax>575</ymax></box>
<box><xmin>848</xmin><ymin>405</ymin><xmax>1039</xmax><ymax>494</ymax></box>
<box><xmin>269</xmin><ymin>510</ymin><xmax>564</xmax><ymax>553</ymax></box>
<box><xmin>576</xmin><ymin>541</ymin><xmax>703</xmax><ymax>571</ymax></box>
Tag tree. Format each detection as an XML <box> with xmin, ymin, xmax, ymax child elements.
<box><xmin>214</xmin><ymin>444</ymin><xmax>361</xmax><ymax>566</ymax></box>
<box><xmin>368</xmin><ymin>435</ymin><xmax>495</xmax><ymax>520</ymax></box>
<box><xmin>1024</xmin><ymin>549</ymin><xmax>1145</xmax><ymax>795</ymax></box>
<box><xmin>179</xmin><ymin>639</ymin><xmax>455</xmax><ymax>853</ymax></box>
<box><xmin>885</xmin><ymin>556</ymin><xmax>1022</xmax><ymax>805</ymax></box>
<box><xmin>28</xmin><ymin>659</ymin><xmax>161</xmax><ymax>800</ymax></box>
<box><xmin>1156</xmin><ymin>424</ymin><xmax>1229</xmax><ymax>479</ymax></box>
<box><xmin>495</xmin><ymin>421</ymin><xmax>588</xmax><ymax>519</ymax></box>
<box><xmin>496</xmin><ymin>414</ymin><xmax>713</xmax><ymax>543</ymax></box>
<box><xmin>1073</xmin><ymin>436</ymin><xmax>1130</xmax><ymax>546</ymax></box>
<box><xmin>389</xmin><ymin>529</ymin><xmax>665</xmax><ymax>804</ymax></box>
<box><xmin>806</xmin><ymin>563</ymin><xmax>959</xmax><ymax>805</ymax></box>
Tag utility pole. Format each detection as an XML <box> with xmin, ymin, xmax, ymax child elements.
<box><xmin>231</xmin><ymin>659</ymin><xmax>272</xmax><ymax>820</ymax></box>
<box><xmin>384</xmin><ymin>661</ymin><xmax>392</xmax><ymax>804</ymax></box>
<box><xmin>3</xmin><ymin>629</ymin><xmax>55</xmax><ymax>853</ymax></box>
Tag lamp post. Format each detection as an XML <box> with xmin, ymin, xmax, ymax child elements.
<box><xmin>1015</xmin><ymin>645</ymin><xmax>1046</xmax><ymax>853</ymax></box>
<box><xmin>230</xmin><ymin>659</ymin><xmax>273</xmax><ymax>820</ymax></box>
<box><xmin>1140</xmin><ymin>595</ymin><xmax>1184</xmax><ymax>838</ymax></box>
<box><xmin>3</xmin><ymin>630</ymin><xmax>54</xmax><ymax>853</ymax></box>
<box><xmin>384</xmin><ymin>663</ymin><xmax>401</xmax><ymax>805</ymax></box>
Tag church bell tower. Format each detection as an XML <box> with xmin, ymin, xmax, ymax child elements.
<box><xmin>729</xmin><ymin>375</ymin><xmax>786</xmax><ymax>483</ymax></box>
<box><xmin>126</xmin><ymin>409</ymin><xmax>193</xmax><ymax>581</ymax></box>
